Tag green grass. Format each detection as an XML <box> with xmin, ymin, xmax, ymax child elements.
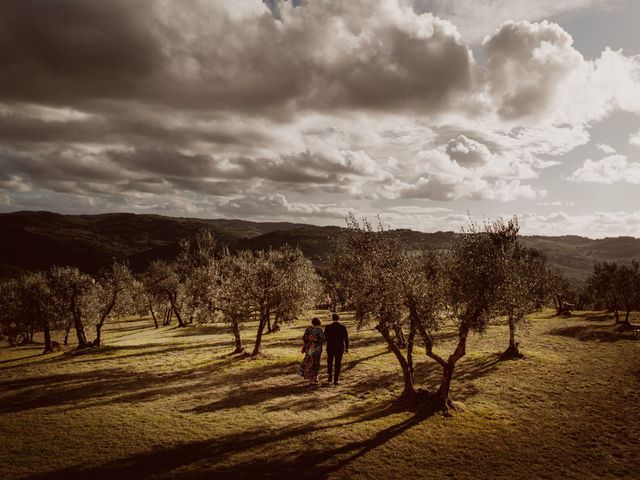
<box><xmin>1</xmin><ymin>310</ymin><xmax>639</xmax><ymax>479</ymax></box>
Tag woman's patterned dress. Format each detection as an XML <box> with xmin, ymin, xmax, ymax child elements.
<box><xmin>298</xmin><ymin>326</ymin><xmax>325</xmax><ymax>381</ymax></box>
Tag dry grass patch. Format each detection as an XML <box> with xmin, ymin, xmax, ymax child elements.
<box><xmin>1</xmin><ymin>310</ymin><xmax>639</xmax><ymax>479</ymax></box>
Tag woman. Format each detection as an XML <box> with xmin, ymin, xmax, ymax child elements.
<box><xmin>299</xmin><ymin>318</ymin><xmax>325</xmax><ymax>385</ymax></box>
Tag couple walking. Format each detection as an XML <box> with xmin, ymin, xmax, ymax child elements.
<box><xmin>299</xmin><ymin>313</ymin><xmax>349</xmax><ymax>385</ymax></box>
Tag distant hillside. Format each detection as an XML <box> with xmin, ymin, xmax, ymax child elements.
<box><xmin>1</xmin><ymin>211</ymin><xmax>640</xmax><ymax>282</ymax></box>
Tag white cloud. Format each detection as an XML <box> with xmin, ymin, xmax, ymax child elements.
<box><xmin>520</xmin><ymin>210</ymin><xmax>640</xmax><ymax>237</ymax></box>
<box><xmin>413</xmin><ymin>0</ymin><xmax>609</xmax><ymax>43</ymax></box>
<box><xmin>483</xmin><ymin>21</ymin><xmax>640</xmax><ymax>126</ymax></box>
<box><xmin>569</xmin><ymin>154</ymin><xmax>640</xmax><ymax>184</ymax></box>
<box><xmin>629</xmin><ymin>130</ymin><xmax>640</xmax><ymax>148</ymax></box>
<box><xmin>216</xmin><ymin>193</ymin><xmax>347</xmax><ymax>219</ymax></box>
<box><xmin>596</xmin><ymin>143</ymin><xmax>616</xmax><ymax>154</ymax></box>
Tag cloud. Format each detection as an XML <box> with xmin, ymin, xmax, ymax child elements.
<box><xmin>483</xmin><ymin>20</ymin><xmax>640</xmax><ymax>125</ymax></box>
<box><xmin>400</xmin><ymin>175</ymin><xmax>541</xmax><ymax>201</ymax></box>
<box><xmin>0</xmin><ymin>1</ymin><xmax>639</xmax><ymax>235</ymax></box>
<box><xmin>413</xmin><ymin>0</ymin><xmax>609</xmax><ymax>43</ymax></box>
<box><xmin>569</xmin><ymin>154</ymin><xmax>640</xmax><ymax>184</ymax></box>
<box><xmin>520</xmin><ymin>210</ymin><xmax>640</xmax><ymax>237</ymax></box>
<box><xmin>0</xmin><ymin>0</ymin><xmax>478</xmax><ymax>116</ymax></box>
<box><xmin>596</xmin><ymin>143</ymin><xmax>616</xmax><ymax>154</ymax></box>
<box><xmin>630</xmin><ymin>130</ymin><xmax>640</xmax><ymax>148</ymax></box>
<box><xmin>215</xmin><ymin>193</ymin><xmax>347</xmax><ymax>219</ymax></box>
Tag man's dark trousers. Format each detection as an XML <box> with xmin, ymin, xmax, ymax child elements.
<box><xmin>327</xmin><ymin>349</ymin><xmax>343</xmax><ymax>383</ymax></box>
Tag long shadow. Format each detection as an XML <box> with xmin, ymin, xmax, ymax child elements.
<box><xmin>548</xmin><ymin>323</ymin><xmax>636</xmax><ymax>343</ymax></box>
<box><xmin>456</xmin><ymin>354</ymin><xmax>502</xmax><ymax>382</ymax></box>
<box><xmin>0</xmin><ymin>351</ymin><xmax>44</xmax><ymax>365</ymax></box>
<box><xmin>0</xmin><ymin>341</ymin><xmax>236</xmax><ymax>372</ymax></box>
<box><xmin>105</xmin><ymin>322</ymin><xmax>154</xmax><ymax>334</ymax></box>
<box><xmin>29</xmin><ymin>402</ymin><xmax>427</xmax><ymax>480</ymax></box>
<box><xmin>169</xmin><ymin>324</ymin><xmax>231</xmax><ymax>337</ymax></box>
<box><xmin>0</xmin><ymin>355</ymin><xmax>254</xmax><ymax>414</ymax></box>
<box><xmin>340</xmin><ymin>350</ymin><xmax>388</xmax><ymax>374</ymax></box>
<box><xmin>582</xmin><ymin>312</ymin><xmax>615</xmax><ymax>322</ymax></box>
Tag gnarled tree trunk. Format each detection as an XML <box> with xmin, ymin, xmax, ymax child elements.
<box><xmin>252</xmin><ymin>310</ymin><xmax>270</xmax><ymax>357</ymax></box>
<box><xmin>149</xmin><ymin>302</ymin><xmax>159</xmax><ymax>329</ymax></box>
<box><xmin>231</xmin><ymin>317</ymin><xmax>244</xmax><ymax>354</ymax></box>
<box><xmin>377</xmin><ymin>324</ymin><xmax>415</xmax><ymax>401</ymax></box>
<box><xmin>42</xmin><ymin>319</ymin><xmax>53</xmax><ymax>354</ymax></box>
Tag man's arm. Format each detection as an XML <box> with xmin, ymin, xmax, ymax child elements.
<box><xmin>343</xmin><ymin>325</ymin><xmax>349</xmax><ymax>352</ymax></box>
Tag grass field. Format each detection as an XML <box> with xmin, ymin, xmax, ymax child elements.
<box><xmin>1</xmin><ymin>310</ymin><xmax>639</xmax><ymax>480</ymax></box>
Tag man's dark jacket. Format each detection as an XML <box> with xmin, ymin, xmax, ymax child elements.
<box><xmin>324</xmin><ymin>322</ymin><xmax>349</xmax><ymax>352</ymax></box>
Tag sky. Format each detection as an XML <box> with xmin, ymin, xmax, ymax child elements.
<box><xmin>1</xmin><ymin>0</ymin><xmax>640</xmax><ymax>237</ymax></box>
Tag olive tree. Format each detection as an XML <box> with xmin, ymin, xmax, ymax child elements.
<box><xmin>330</xmin><ymin>215</ymin><xmax>448</xmax><ymax>402</ymax></box>
<box><xmin>217</xmin><ymin>251</ymin><xmax>255</xmax><ymax>354</ymax></box>
<box><xmin>89</xmin><ymin>261</ymin><xmax>136</xmax><ymax>346</ymax></box>
<box><xmin>587</xmin><ymin>260</ymin><xmax>640</xmax><ymax>325</ymax></box>
<box><xmin>48</xmin><ymin>266</ymin><xmax>94</xmax><ymax>349</ymax></box>
<box><xmin>146</xmin><ymin>260</ymin><xmax>187</xmax><ymax>327</ymax></box>
<box><xmin>218</xmin><ymin>246</ymin><xmax>319</xmax><ymax>357</ymax></box>
<box><xmin>0</xmin><ymin>273</ymin><xmax>61</xmax><ymax>352</ymax></box>
<box><xmin>497</xmin><ymin>243</ymin><xmax>549</xmax><ymax>358</ymax></box>
<box><xmin>331</xmin><ymin>215</ymin><xmax>522</xmax><ymax>412</ymax></box>
<box><xmin>178</xmin><ymin>230</ymin><xmax>221</xmax><ymax>325</ymax></box>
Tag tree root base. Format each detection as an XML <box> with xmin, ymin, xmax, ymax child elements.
<box><xmin>501</xmin><ymin>343</ymin><xmax>524</xmax><ymax>360</ymax></box>
<box><xmin>398</xmin><ymin>389</ymin><xmax>465</xmax><ymax>416</ymax></box>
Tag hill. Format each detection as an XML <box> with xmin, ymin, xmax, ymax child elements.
<box><xmin>1</xmin><ymin>211</ymin><xmax>640</xmax><ymax>281</ymax></box>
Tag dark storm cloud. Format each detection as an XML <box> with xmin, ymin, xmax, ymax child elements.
<box><xmin>0</xmin><ymin>0</ymin><xmax>478</xmax><ymax>114</ymax></box>
<box><xmin>0</xmin><ymin>0</ymin><xmax>164</xmax><ymax>106</ymax></box>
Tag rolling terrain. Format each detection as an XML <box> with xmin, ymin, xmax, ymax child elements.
<box><xmin>1</xmin><ymin>211</ymin><xmax>640</xmax><ymax>281</ymax></box>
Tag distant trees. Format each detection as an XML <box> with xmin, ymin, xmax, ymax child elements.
<box><xmin>0</xmin><ymin>261</ymin><xmax>135</xmax><ymax>351</ymax></box>
<box><xmin>588</xmin><ymin>260</ymin><xmax>640</xmax><ymax>324</ymax></box>
<box><xmin>0</xmin><ymin>272</ymin><xmax>60</xmax><ymax>352</ymax></box>
<box><xmin>0</xmin><ymin>221</ymin><xmax>320</xmax><ymax>356</ymax></box>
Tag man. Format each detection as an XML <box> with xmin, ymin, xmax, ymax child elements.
<box><xmin>324</xmin><ymin>313</ymin><xmax>349</xmax><ymax>385</ymax></box>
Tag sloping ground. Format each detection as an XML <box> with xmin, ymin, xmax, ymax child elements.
<box><xmin>0</xmin><ymin>310</ymin><xmax>639</xmax><ymax>479</ymax></box>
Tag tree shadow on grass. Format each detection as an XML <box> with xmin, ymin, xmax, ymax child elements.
<box><xmin>548</xmin><ymin>323</ymin><xmax>636</xmax><ymax>343</ymax></box>
<box><xmin>0</xmin><ymin>353</ymin><xmax>263</xmax><ymax>414</ymax></box>
<box><xmin>0</xmin><ymin>340</ymin><xmax>236</xmax><ymax>372</ymax></box>
<box><xmin>167</xmin><ymin>323</ymin><xmax>231</xmax><ymax>337</ymax></box>
<box><xmin>582</xmin><ymin>312</ymin><xmax>615</xmax><ymax>323</ymax></box>
<box><xmin>29</xmin><ymin>401</ymin><xmax>432</xmax><ymax>480</ymax></box>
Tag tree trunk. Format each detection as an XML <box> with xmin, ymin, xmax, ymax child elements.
<box><xmin>149</xmin><ymin>302</ymin><xmax>159</xmax><ymax>329</ymax></box>
<box><xmin>266</xmin><ymin>314</ymin><xmax>272</xmax><ymax>334</ymax></box>
<box><xmin>252</xmin><ymin>311</ymin><xmax>269</xmax><ymax>357</ymax></box>
<box><xmin>393</xmin><ymin>325</ymin><xmax>407</xmax><ymax>348</ymax></box>
<box><xmin>614</xmin><ymin>309</ymin><xmax>620</xmax><ymax>323</ymax></box>
<box><xmin>93</xmin><ymin>323</ymin><xmax>103</xmax><ymax>347</ymax></box>
<box><xmin>73</xmin><ymin>313</ymin><xmax>88</xmax><ymax>349</ymax></box>
<box><xmin>406</xmin><ymin>322</ymin><xmax>417</xmax><ymax>381</ymax></box>
<box><xmin>434</xmin><ymin>333</ymin><xmax>468</xmax><ymax>412</ymax></box>
<box><xmin>231</xmin><ymin>317</ymin><xmax>244</xmax><ymax>354</ymax></box>
<box><xmin>271</xmin><ymin>313</ymin><xmax>282</xmax><ymax>333</ymax></box>
<box><xmin>377</xmin><ymin>325</ymin><xmax>414</xmax><ymax>400</ymax></box>
<box><xmin>169</xmin><ymin>295</ymin><xmax>186</xmax><ymax>328</ymax></box>
<box><xmin>625</xmin><ymin>310</ymin><xmax>631</xmax><ymax>324</ymax></box>
<box><xmin>42</xmin><ymin>319</ymin><xmax>53</xmax><ymax>354</ymax></box>
<box><xmin>503</xmin><ymin>315</ymin><xmax>522</xmax><ymax>358</ymax></box>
